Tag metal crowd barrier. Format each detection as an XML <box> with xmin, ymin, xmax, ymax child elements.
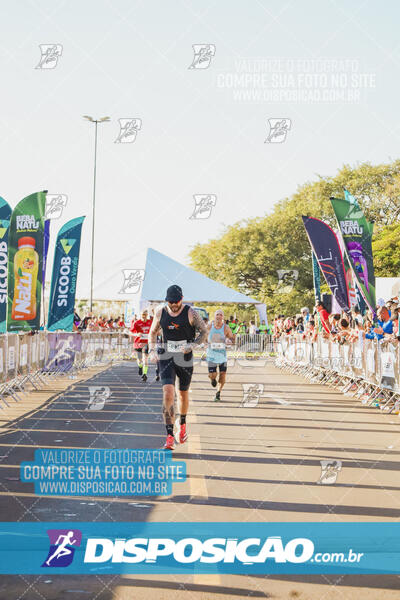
<box><xmin>275</xmin><ymin>334</ymin><xmax>400</xmax><ymax>413</ymax></box>
<box><xmin>234</xmin><ymin>334</ymin><xmax>274</xmax><ymax>354</ymax></box>
<box><xmin>0</xmin><ymin>331</ymin><xmax>132</xmax><ymax>408</ymax></box>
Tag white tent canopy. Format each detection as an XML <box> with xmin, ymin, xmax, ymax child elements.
<box><xmin>140</xmin><ymin>248</ymin><xmax>267</xmax><ymax>321</ymax></box>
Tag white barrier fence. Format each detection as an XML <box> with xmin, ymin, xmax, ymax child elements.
<box><xmin>275</xmin><ymin>334</ymin><xmax>400</xmax><ymax>412</ymax></box>
<box><xmin>234</xmin><ymin>334</ymin><xmax>274</xmax><ymax>353</ymax></box>
<box><xmin>0</xmin><ymin>332</ymin><xmax>132</xmax><ymax>407</ymax></box>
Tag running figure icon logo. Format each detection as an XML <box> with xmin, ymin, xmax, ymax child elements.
<box><xmin>188</xmin><ymin>44</ymin><xmax>216</xmax><ymax>69</ymax></box>
<box><xmin>45</xmin><ymin>194</ymin><xmax>68</xmax><ymax>220</ymax></box>
<box><xmin>88</xmin><ymin>386</ymin><xmax>112</xmax><ymax>411</ymax></box>
<box><xmin>189</xmin><ymin>195</ymin><xmax>217</xmax><ymax>220</ymax></box>
<box><xmin>241</xmin><ymin>383</ymin><xmax>264</xmax><ymax>407</ymax></box>
<box><xmin>35</xmin><ymin>44</ymin><xmax>63</xmax><ymax>69</ymax></box>
<box><xmin>265</xmin><ymin>118</ymin><xmax>291</xmax><ymax>143</ymax></box>
<box><xmin>119</xmin><ymin>269</ymin><xmax>145</xmax><ymax>294</ymax></box>
<box><xmin>317</xmin><ymin>460</ymin><xmax>342</xmax><ymax>485</ymax></box>
<box><xmin>114</xmin><ymin>118</ymin><xmax>142</xmax><ymax>143</ymax></box>
<box><xmin>276</xmin><ymin>269</ymin><xmax>298</xmax><ymax>294</ymax></box>
<box><xmin>42</xmin><ymin>529</ymin><xmax>82</xmax><ymax>567</ymax></box>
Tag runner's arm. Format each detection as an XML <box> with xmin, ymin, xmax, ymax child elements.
<box><xmin>224</xmin><ymin>324</ymin><xmax>235</xmax><ymax>343</ymax></box>
<box><xmin>148</xmin><ymin>308</ymin><xmax>162</xmax><ymax>351</ymax></box>
<box><xmin>188</xmin><ymin>308</ymin><xmax>208</xmax><ymax>347</ymax></box>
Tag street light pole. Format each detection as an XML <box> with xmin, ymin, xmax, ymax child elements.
<box><xmin>83</xmin><ymin>115</ymin><xmax>110</xmax><ymax>314</ymax></box>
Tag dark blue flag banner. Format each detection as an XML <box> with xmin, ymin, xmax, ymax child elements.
<box><xmin>47</xmin><ymin>217</ymin><xmax>85</xmax><ymax>331</ymax></box>
<box><xmin>43</xmin><ymin>219</ymin><xmax>50</xmax><ymax>284</ymax></box>
<box><xmin>0</xmin><ymin>197</ymin><xmax>12</xmax><ymax>333</ymax></box>
<box><xmin>302</xmin><ymin>215</ymin><xmax>350</xmax><ymax>311</ymax></box>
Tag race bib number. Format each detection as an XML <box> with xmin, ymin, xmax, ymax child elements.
<box><xmin>140</xmin><ymin>334</ymin><xmax>149</xmax><ymax>340</ymax></box>
<box><xmin>167</xmin><ymin>341</ymin><xmax>187</xmax><ymax>353</ymax></box>
<box><xmin>211</xmin><ymin>343</ymin><xmax>225</xmax><ymax>350</ymax></box>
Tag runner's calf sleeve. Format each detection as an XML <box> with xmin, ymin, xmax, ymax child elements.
<box><xmin>143</xmin><ymin>365</ymin><xmax>148</xmax><ymax>375</ymax></box>
<box><xmin>180</xmin><ymin>415</ymin><xmax>186</xmax><ymax>425</ymax></box>
<box><xmin>166</xmin><ymin>424</ymin><xmax>174</xmax><ymax>436</ymax></box>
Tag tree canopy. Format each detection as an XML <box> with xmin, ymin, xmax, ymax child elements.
<box><xmin>189</xmin><ymin>160</ymin><xmax>400</xmax><ymax>316</ymax></box>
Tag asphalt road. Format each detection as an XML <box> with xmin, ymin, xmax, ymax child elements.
<box><xmin>0</xmin><ymin>358</ymin><xmax>400</xmax><ymax>599</ymax></box>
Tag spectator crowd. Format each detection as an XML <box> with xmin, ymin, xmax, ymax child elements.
<box><xmin>272</xmin><ymin>297</ymin><xmax>400</xmax><ymax>344</ymax></box>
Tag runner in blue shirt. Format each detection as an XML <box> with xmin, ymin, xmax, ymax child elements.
<box><xmin>206</xmin><ymin>309</ymin><xmax>235</xmax><ymax>402</ymax></box>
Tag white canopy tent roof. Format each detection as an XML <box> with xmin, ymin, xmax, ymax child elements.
<box><xmin>140</xmin><ymin>248</ymin><xmax>267</xmax><ymax>321</ymax></box>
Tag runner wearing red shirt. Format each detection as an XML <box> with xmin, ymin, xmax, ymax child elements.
<box><xmin>315</xmin><ymin>301</ymin><xmax>331</xmax><ymax>334</ymax></box>
<box><xmin>130</xmin><ymin>309</ymin><xmax>153</xmax><ymax>381</ymax></box>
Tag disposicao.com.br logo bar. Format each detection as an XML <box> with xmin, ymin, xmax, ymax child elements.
<box><xmin>0</xmin><ymin>522</ymin><xmax>399</xmax><ymax>574</ymax></box>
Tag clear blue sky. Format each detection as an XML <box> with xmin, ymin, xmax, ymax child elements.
<box><xmin>0</xmin><ymin>0</ymin><xmax>398</xmax><ymax>300</ymax></box>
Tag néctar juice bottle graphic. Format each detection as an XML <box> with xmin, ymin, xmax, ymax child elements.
<box><xmin>11</xmin><ymin>236</ymin><xmax>39</xmax><ymax>321</ymax></box>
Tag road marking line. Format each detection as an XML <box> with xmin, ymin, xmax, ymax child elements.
<box><xmin>193</xmin><ymin>572</ymin><xmax>221</xmax><ymax>585</ymax></box>
<box><xmin>189</xmin><ymin>405</ymin><xmax>220</xmax><ymax>585</ymax></box>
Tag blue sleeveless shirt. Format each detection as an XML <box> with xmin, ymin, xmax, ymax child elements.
<box><xmin>206</xmin><ymin>321</ymin><xmax>227</xmax><ymax>364</ymax></box>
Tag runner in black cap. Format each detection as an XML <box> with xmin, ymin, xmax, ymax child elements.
<box><xmin>149</xmin><ymin>284</ymin><xmax>207</xmax><ymax>450</ymax></box>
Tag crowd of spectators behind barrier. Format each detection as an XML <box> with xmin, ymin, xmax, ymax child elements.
<box><xmin>73</xmin><ymin>313</ymin><xmax>273</xmax><ymax>336</ymax></box>
<box><xmin>67</xmin><ymin>304</ymin><xmax>400</xmax><ymax>344</ymax></box>
<box><xmin>272</xmin><ymin>297</ymin><xmax>400</xmax><ymax>345</ymax></box>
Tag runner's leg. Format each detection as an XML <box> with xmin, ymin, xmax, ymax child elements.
<box><xmin>208</xmin><ymin>363</ymin><xmax>218</xmax><ymax>387</ymax></box>
<box><xmin>158</xmin><ymin>355</ymin><xmax>176</xmax><ymax>449</ymax></box>
<box><xmin>215</xmin><ymin>363</ymin><xmax>227</xmax><ymax>401</ymax></box>
<box><xmin>136</xmin><ymin>349</ymin><xmax>143</xmax><ymax>376</ymax></box>
<box><xmin>174</xmin><ymin>362</ymin><xmax>192</xmax><ymax>443</ymax></box>
<box><xmin>142</xmin><ymin>345</ymin><xmax>149</xmax><ymax>381</ymax></box>
<box><xmin>218</xmin><ymin>369</ymin><xmax>226</xmax><ymax>392</ymax></box>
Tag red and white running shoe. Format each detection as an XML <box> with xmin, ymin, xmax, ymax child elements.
<box><xmin>179</xmin><ymin>423</ymin><xmax>188</xmax><ymax>444</ymax></box>
<box><xmin>163</xmin><ymin>434</ymin><xmax>175</xmax><ymax>450</ymax></box>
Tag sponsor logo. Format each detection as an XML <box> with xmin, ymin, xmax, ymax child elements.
<box><xmin>14</xmin><ymin>271</ymin><xmax>33</xmax><ymax>316</ymax></box>
<box><xmin>0</xmin><ymin>241</ymin><xmax>7</xmax><ymax>304</ymax></box>
<box><xmin>0</xmin><ymin>219</ymin><xmax>10</xmax><ymax>239</ymax></box>
<box><xmin>340</xmin><ymin>220</ymin><xmax>363</xmax><ymax>235</ymax></box>
<box><xmin>56</xmin><ymin>256</ymin><xmax>76</xmax><ymax>308</ymax></box>
<box><xmin>42</xmin><ymin>529</ymin><xmax>82</xmax><ymax>567</ymax></box>
<box><xmin>16</xmin><ymin>215</ymin><xmax>40</xmax><ymax>231</ymax></box>
<box><xmin>83</xmin><ymin>535</ymin><xmax>314</xmax><ymax>565</ymax></box>
<box><xmin>60</xmin><ymin>239</ymin><xmax>76</xmax><ymax>255</ymax></box>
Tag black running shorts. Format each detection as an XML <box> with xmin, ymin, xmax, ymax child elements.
<box><xmin>157</xmin><ymin>351</ymin><xmax>193</xmax><ymax>391</ymax></box>
<box><xmin>207</xmin><ymin>362</ymin><xmax>227</xmax><ymax>373</ymax></box>
<box><xmin>135</xmin><ymin>345</ymin><xmax>149</xmax><ymax>355</ymax></box>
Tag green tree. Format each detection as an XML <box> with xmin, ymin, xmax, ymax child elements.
<box><xmin>372</xmin><ymin>223</ymin><xmax>400</xmax><ymax>276</ymax></box>
<box><xmin>189</xmin><ymin>160</ymin><xmax>400</xmax><ymax>316</ymax></box>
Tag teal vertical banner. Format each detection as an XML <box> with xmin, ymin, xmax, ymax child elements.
<box><xmin>47</xmin><ymin>217</ymin><xmax>85</xmax><ymax>331</ymax></box>
<box><xmin>312</xmin><ymin>251</ymin><xmax>321</xmax><ymax>302</ymax></box>
<box><xmin>0</xmin><ymin>197</ymin><xmax>12</xmax><ymax>333</ymax></box>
